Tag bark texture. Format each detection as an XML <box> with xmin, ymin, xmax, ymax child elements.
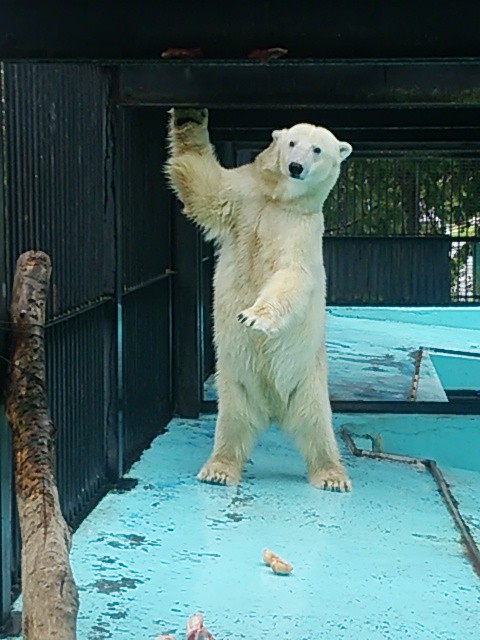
<box><xmin>5</xmin><ymin>251</ymin><xmax>78</xmax><ymax>640</ymax></box>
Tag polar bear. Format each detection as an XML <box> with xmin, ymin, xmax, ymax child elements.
<box><xmin>166</xmin><ymin>108</ymin><xmax>352</xmax><ymax>491</ymax></box>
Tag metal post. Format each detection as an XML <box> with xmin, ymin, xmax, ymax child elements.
<box><xmin>0</xmin><ymin>62</ymin><xmax>13</xmax><ymax>634</ymax></box>
<box><xmin>474</xmin><ymin>240</ymin><xmax>480</xmax><ymax>301</ymax></box>
<box><xmin>106</xmin><ymin>73</ymin><xmax>124</xmax><ymax>482</ymax></box>
<box><xmin>0</xmin><ymin>410</ymin><xmax>12</xmax><ymax>633</ymax></box>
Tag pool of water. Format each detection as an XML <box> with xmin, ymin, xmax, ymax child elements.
<box><xmin>429</xmin><ymin>351</ymin><xmax>480</xmax><ymax>392</ymax></box>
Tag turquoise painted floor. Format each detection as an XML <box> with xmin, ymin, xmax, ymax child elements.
<box><xmin>67</xmin><ymin>416</ymin><xmax>480</xmax><ymax>640</ymax></box>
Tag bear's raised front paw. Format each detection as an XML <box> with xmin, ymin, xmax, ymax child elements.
<box><xmin>172</xmin><ymin>107</ymin><xmax>208</xmax><ymax>128</ymax></box>
<box><xmin>237</xmin><ymin>307</ymin><xmax>280</xmax><ymax>334</ymax></box>
<box><xmin>197</xmin><ymin>459</ymin><xmax>241</xmax><ymax>486</ymax></box>
<box><xmin>309</xmin><ymin>465</ymin><xmax>352</xmax><ymax>492</ymax></box>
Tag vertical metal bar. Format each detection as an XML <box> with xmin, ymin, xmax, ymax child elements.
<box><xmin>424</xmin><ymin>158</ymin><xmax>429</xmax><ymax>235</ymax></box>
<box><xmin>440</xmin><ymin>157</ymin><xmax>446</xmax><ymax>232</ymax></box>
<box><xmin>351</xmin><ymin>159</ymin><xmax>357</xmax><ymax>235</ymax></box>
<box><xmin>0</xmin><ymin>62</ymin><xmax>13</xmax><ymax>631</ymax></box>
<box><xmin>376</xmin><ymin>157</ymin><xmax>381</xmax><ymax>234</ymax></box>
<box><xmin>449</xmin><ymin>157</ymin><xmax>455</xmax><ymax>232</ymax></box>
<box><xmin>474</xmin><ymin>240</ymin><xmax>480</xmax><ymax>302</ymax></box>
<box><xmin>368</xmin><ymin>158</ymin><xmax>374</xmax><ymax>234</ymax></box>
<box><xmin>359</xmin><ymin>158</ymin><xmax>365</xmax><ymax>235</ymax></box>
<box><xmin>414</xmin><ymin>159</ymin><xmax>420</xmax><ymax>235</ymax></box>
<box><xmin>392</xmin><ymin>157</ymin><xmax>398</xmax><ymax>235</ymax></box>
<box><xmin>457</xmin><ymin>159</ymin><xmax>468</xmax><ymax>302</ymax></box>
<box><xmin>0</xmin><ymin>411</ymin><xmax>12</xmax><ymax>632</ymax></box>
<box><xmin>384</xmin><ymin>156</ymin><xmax>389</xmax><ymax>235</ymax></box>
<box><xmin>108</xmin><ymin>91</ymin><xmax>124</xmax><ymax>482</ymax></box>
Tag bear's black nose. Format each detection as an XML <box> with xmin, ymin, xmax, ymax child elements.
<box><xmin>289</xmin><ymin>162</ymin><xmax>303</xmax><ymax>178</ymax></box>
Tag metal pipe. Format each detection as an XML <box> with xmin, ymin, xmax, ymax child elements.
<box><xmin>340</xmin><ymin>427</ymin><xmax>480</xmax><ymax>577</ymax></box>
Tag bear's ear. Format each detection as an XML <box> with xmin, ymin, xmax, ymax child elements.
<box><xmin>272</xmin><ymin>129</ymin><xmax>285</xmax><ymax>142</ymax></box>
<box><xmin>339</xmin><ymin>141</ymin><xmax>353</xmax><ymax>161</ymax></box>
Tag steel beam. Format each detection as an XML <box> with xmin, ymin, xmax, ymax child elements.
<box><xmin>118</xmin><ymin>59</ymin><xmax>480</xmax><ymax>109</ymax></box>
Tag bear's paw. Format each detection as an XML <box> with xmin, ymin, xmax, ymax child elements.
<box><xmin>197</xmin><ymin>459</ymin><xmax>241</xmax><ymax>485</ymax></box>
<box><xmin>237</xmin><ymin>306</ymin><xmax>281</xmax><ymax>334</ymax></box>
<box><xmin>172</xmin><ymin>107</ymin><xmax>208</xmax><ymax>128</ymax></box>
<box><xmin>309</xmin><ymin>465</ymin><xmax>352</xmax><ymax>492</ymax></box>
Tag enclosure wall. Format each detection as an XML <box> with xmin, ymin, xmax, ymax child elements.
<box><xmin>0</xmin><ymin>65</ymin><xmax>174</xmax><ymax>628</ymax></box>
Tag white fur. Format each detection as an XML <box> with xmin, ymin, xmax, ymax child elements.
<box><xmin>165</xmin><ymin>108</ymin><xmax>352</xmax><ymax>491</ymax></box>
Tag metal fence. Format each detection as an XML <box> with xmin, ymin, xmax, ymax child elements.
<box><xmin>0</xmin><ymin>65</ymin><xmax>174</xmax><ymax>630</ymax></box>
<box><xmin>1</xmin><ymin>64</ymin><xmax>116</xmax><ymax>626</ymax></box>
<box><xmin>118</xmin><ymin>107</ymin><xmax>173</xmax><ymax>467</ymax></box>
<box><xmin>324</xmin><ymin>155</ymin><xmax>480</xmax><ymax>304</ymax></box>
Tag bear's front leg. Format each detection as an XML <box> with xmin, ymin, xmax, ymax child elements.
<box><xmin>237</xmin><ymin>267</ymin><xmax>313</xmax><ymax>335</ymax></box>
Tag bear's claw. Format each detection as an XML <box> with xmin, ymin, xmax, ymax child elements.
<box><xmin>237</xmin><ymin>307</ymin><xmax>280</xmax><ymax>334</ymax></box>
<box><xmin>237</xmin><ymin>311</ymin><xmax>256</xmax><ymax>327</ymax></box>
<box><xmin>309</xmin><ymin>465</ymin><xmax>352</xmax><ymax>492</ymax></box>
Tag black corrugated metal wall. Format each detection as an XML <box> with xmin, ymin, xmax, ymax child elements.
<box><xmin>0</xmin><ymin>64</ymin><xmax>173</xmax><ymax>628</ymax></box>
<box><xmin>118</xmin><ymin>107</ymin><xmax>173</xmax><ymax>468</ymax></box>
<box><xmin>3</xmin><ymin>63</ymin><xmax>116</xmax><ymax>522</ymax></box>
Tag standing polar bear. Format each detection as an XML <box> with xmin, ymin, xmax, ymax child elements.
<box><xmin>166</xmin><ymin>108</ymin><xmax>352</xmax><ymax>491</ymax></box>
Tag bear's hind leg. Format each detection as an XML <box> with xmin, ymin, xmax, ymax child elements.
<box><xmin>281</xmin><ymin>365</ymin><xmax>351</xmax><ymax>492</ymax></box>
<box><xmin>198</xmin><ymin>379</ymin><xmax>267</xmax><ymax>486</ymax></box>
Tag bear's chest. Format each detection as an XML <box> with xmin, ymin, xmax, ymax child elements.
<box><xmin>253</xmin><ymin>206</ymin><xmax>314</xmax><ymax>258</ymax></box>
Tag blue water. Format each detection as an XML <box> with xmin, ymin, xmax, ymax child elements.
<box><xmin>68</xmin><ymin>416</ymin><xmax>480</xmax><ymax>640</ymax></box>
<box><xmin>430</xmin><ymin>352</ymin><xmax>480</xmax><ymax>391</ymax></box>
<box><xmin>329</xmin><ymin>307</ymin><xmax>480</xmax><ymax>332</ymax></box>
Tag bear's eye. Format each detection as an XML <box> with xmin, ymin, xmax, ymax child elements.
<box><xmin>289</xmin><ymin>141</ymin><xmax>295</xmax><ymax>148</ymax></box>
<box><xmin>313</xmin><ymin>147</ymin><xmax>322</xmax><ymax>155</ymax></box>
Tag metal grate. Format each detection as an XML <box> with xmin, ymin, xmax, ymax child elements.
<box><xmin>3</xmin><ymin>63</ymin><xmax>113</xmax><ymax>317</ymax></box>
<box><xmin>324</xmin><ymin>156</ymin><xmax>480</xmax><ymax>304</ymax></box>
<box><xmin>117</xmin><ymin>107</ymin><xmax>173</xmax><ymax>469</ymax></box>
<box><xmin>0</xmin><ymin>64</ymin><xmax>116</xmax><ymax>627</ymax></box>
<box><xmin>46</xmin><ymin>306</ymin><xmax>112</xmax><ymax>524</ymax></box>
<box><xmin>122</xmin><ymin>282</ymin><xmax>172</xmax><ymax>468</ymax></box>
<box><xmin>0</xmin><ymin>66</ymin><xmax>174</xmax><ymax>626</ymax></box>
<box><xmin>119</xmin><ymin>107</ymin><xmax>172</xmax><ymax>292</ymax></box>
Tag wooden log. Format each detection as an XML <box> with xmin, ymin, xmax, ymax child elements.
<box><xmin>5</xmin><ymin>251</ymin><xmax>78</xmax><ymax>640</ymax></box>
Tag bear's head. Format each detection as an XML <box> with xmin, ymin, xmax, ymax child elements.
<box><xmin>271</xmin><ymin>123</ymin><xmax>352</xmax><ymax>186</ymax></box>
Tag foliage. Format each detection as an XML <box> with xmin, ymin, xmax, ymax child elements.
<box><xmin>325</xmin><ymin>156</ymin><xmax>480</xmax><ymax>237</ymax></box>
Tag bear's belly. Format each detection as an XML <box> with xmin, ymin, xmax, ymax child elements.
<box><xmin>213</xmin><ymin>285</ymin><xmax>324</xmax><ymax>391</ymax></box>
<box><xmin>211</xmin><ymin>234</ymin><xmax>325</xmax><ymax>398</ymax></box>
